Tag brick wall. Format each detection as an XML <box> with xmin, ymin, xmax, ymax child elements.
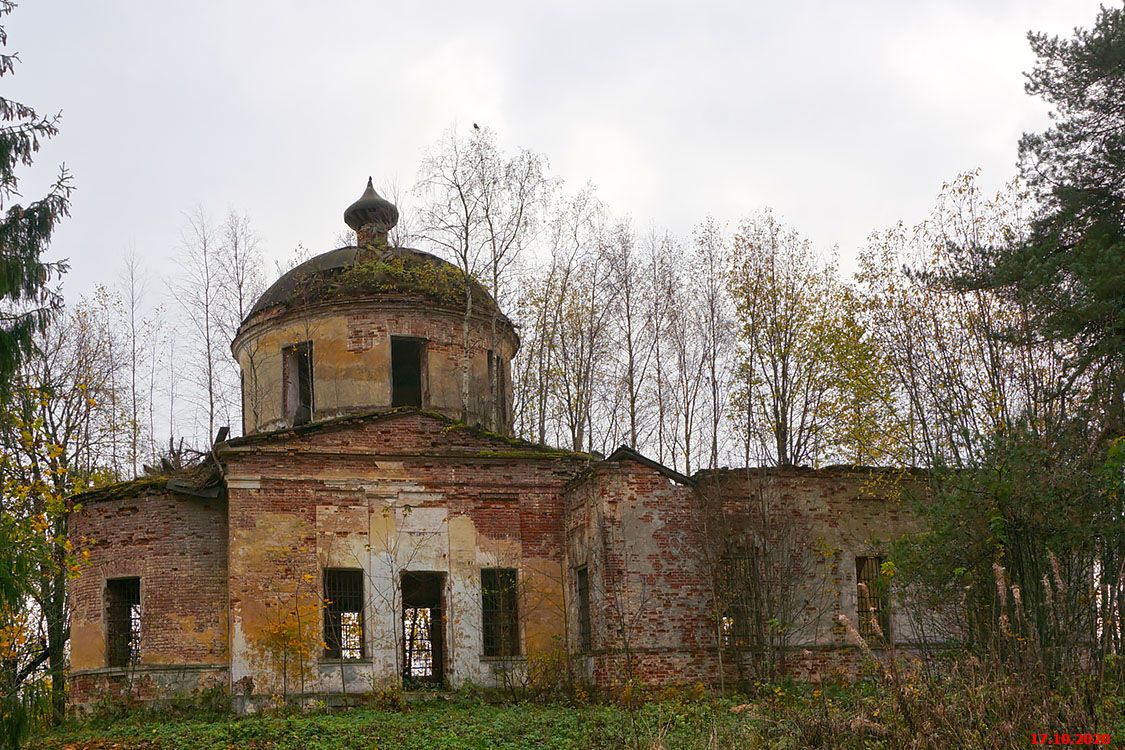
<box><xmin>233</xmin><ymin>299</ymin><xmax>517</xmax><ymax>435</ymax></box>
<box><xmin>565</xmin><ymin>459</ymin><xmax>722</xmax><ymax>689</ymax></box>
<box><xmin>68</xmin><ymin>409</ymin><xmax>934</xmax><ymax>709</ymax></box>
<box><xmin>694</xmin><ymin>467</ymin><xmax>930</xmax><ymax>684</ymax></box>
<box><xmin>68</xmin><ymin>489</ymin><xmax>229</xmax><ymax>707</ymax></box>
<box><xmin>564</xmin><ymin>463</ymin><xmax>930</xmax><ymax>689</ymax></box>
<box><xmin>222</xmin><ymin>411</ymin><xmax>587</xmax><ymax>700</ymax></box>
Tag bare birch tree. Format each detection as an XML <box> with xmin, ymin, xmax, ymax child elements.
<box><xmin>216</xmin><ymin>210</ymin><xmax>265</xmax><ymax>437</ymax></box>
<box><xmin>416</xmin><ymin>129</ymin><xmax>487</xmax><ymax>424</ymax></box>
<box><xmin>416</xmin><ymin>126</ymin><xmax>547</xmax><ymax>430</ymax></box>
<box><xmin>172</xmin><ymin>207</ymin><xmax>229</xmax><ymax>445</ymax></box>
<box><xmin>646</xmin><ymin>231</ymin><xmax>680</xmax><ymax>466</ymax></box>
<box><xmin>606</xmin><ymin>220</ymin><xmax>657</xmax><ymax>450</ymax></box>
<box><xmin>692</xmin><ymin>217</ymin><xmax>734</xmax><ymax>469</ymax></box>
<box><xmin>119</xmin><ymin>253</ymin><xmax>145</xmax><ymax>478</ymax></box>
<box><xmin>548</xmin><ymin>191</ymin><xmax>616</xmax><ymax>453</ymax></box>
<box><xmin>727</xmin><ymin>212</ymin><xmax>842</xmax><ymax>467</ymax></box>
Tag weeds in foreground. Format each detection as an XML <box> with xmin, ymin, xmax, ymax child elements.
<box><xmin>26</xmin><ymin>664</ymin><xmax>1125</xmax><ymax>750</ymax></box>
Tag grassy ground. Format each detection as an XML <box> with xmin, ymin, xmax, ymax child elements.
<box><xmin>27</xmin><ymin>699</ymin><xmax>762</xmax><ymax>750</ymax></box>
<box><xmin>25</xmin><ymin>672</ymin><xmax>1125</xmax><ymax>750</ymax></box>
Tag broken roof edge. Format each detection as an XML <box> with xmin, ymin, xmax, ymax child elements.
<box><xmin>219</xmin><ymin>406</ymin><xmax>595</xmax><ymax>461</ymax></box>
<box><xmin>70</xmin><ymin>466</ymin><xmax>223</xmax><ymax>505</ymax></box>
<box><xmin>604</xmin><ymin>445</ymin><xmax>695</xmax><ymax>486</ymax></box>
<box><xmin>693</xmin><ymin>464</ymin><xmax>931</xmax><ymax>481</ymax></box>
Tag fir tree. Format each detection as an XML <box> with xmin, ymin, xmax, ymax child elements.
<box><xmin>954</xmin><ymin>5</ymin><xmax>1124</xmax><ymax>429</ymax></box>
<box><xmin>0</xmin><ymin>0</ymin><xmax>71</xmax><ymax>392</ymax></box>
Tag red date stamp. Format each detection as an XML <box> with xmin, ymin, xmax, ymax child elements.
<box><xmin>1031</xmin><ymin>734</ymin><xmax>1111</xmax><ymax>745</ymax></box>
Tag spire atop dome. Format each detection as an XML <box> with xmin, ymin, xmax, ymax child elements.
<box><xmin>344</xmin><ymin>177</ymin><xmax>399</xmax><ymax>245</ymax></box>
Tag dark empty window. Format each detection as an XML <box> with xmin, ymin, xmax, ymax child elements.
<box><xmin>576</xmin><ymin>566</ymin><xmax>591</xmax><ymax>652</ymax></box>
<box><xmin>856</xmin><ymin>556</ymin><xmax>891</xmax><ymax>642</ymax></box>
<box><xmin>106</xmin><ymin>578</ymin><xmax>141</xmax><ymax>667</ymax></box>
<box><xmin>240</xmin><ymin>369</ymin><xmax>247</xmax><ymax>435</ymax></box>
<box><xmin>283</xmin><ymin>341</ymin><xmax>313</xmax><ymax>425</ymax></box>
<box><xmin>324</xmin><ymin>569</ymin><xmax>365</xmax><ymax>660</ymax></box>
<box><xmin>488</xmin><ymin>350</ymin><xmax>507</xmax><ymax>426</ymax></box>
<box><xmin>481</xmin><ymin>568</ymin><xmax>519</xmax><ymax>657</ymax></box>
<box><xmin>391</xmin><ymin>337</ymin><xmax>424</xmax><ymax>407</ymax></box>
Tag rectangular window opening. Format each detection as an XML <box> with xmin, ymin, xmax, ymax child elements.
<box><xmin>283</xmin><ymin>341</ymin><xmax>313</xmax><ymax>426</ymax></box>
<box><xmin>324</xmin><ymin>569</ymin><xmax>365</xmax><ymax>660</ymax></box>
<box><xmin>106</xmin><ymin>577</ymin><xmax>141</xmax><ymax>668</ymax></box>
<box><xmin>404</xmin><ymin>606</ymin><xmax>434</xmax><ymax>676</ymax></box>
<box><xmin>488</xmin><ymin>350</ymin><xmax>507</xmax><ymax>427</ymax></box>
<box><xmin>391</xmin><ymin>337</ymin><xmax>424</xmax><ymax>408</ymax></box>
<box><xmin>856</xmin><ymin>556</ymin><xmax>891</xmax><ymax>643</ymax></box>
<box><xmin>481</xmin><ymin>568</ymin><xmax>519</xmax><ymax>657</ymax></box>
<box><xmin>576</xmin><ymin>566</ymin><xmax>591</xmax><ymax>653</ymax></box>
<box><xmin>720</xmin><ymin>555</ymin><xmax>752</xmax><ymax>649</ymax></box>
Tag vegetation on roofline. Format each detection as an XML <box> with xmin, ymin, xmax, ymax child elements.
<box><xmin>693</xmin><ymin>464</ymin><xmax>927</xmax><ymax>478</ymax></box>
<box><xmin>471</xmin><ymin>448</ymin><xmax>584</xmax><ymax>460</ymax></box>
<box><xmin>439</xmin><ymin>419</ymin><xmax>590</xmax><ymax>458</ymax></box>
<box><xmin>222</xmin><ymin>408</ymin><xmax>586</xmax><ymax>459</ymax></box>
<box><xmin>69</xmin><ymin>475</ymin><xmax>170</xmax><ymax>503</ymax></box>
<box><xmin>284</xmin><ymin>247</ymin><xmax>498</xmax><ymax>314</ymax></box>
<box><xmin>71</xmin><ymin>446</ymin><xmax>218</xmax><ymax>504</ymax></box>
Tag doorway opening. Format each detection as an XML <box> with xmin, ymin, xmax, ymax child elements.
<box><xmin>401</xmin><ymin>571</ymin><xmax>444</xmax><ymax>687</ymax></box>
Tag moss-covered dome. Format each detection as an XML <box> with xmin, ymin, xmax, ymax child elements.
<box><xmin>246</xmin><ymin>179</ymin><xmax>508</xmax><ymax>324</ymax></box>
<box><xmin>246</xmin><ymin>244</ymin><xmax>503</xmax><ymax>320</ymax></box>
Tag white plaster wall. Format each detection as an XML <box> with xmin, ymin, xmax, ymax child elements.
<box><xmin>301</xmin><ymin>479</ymin><xmax>513</xmax><ymax>693</ymax></box>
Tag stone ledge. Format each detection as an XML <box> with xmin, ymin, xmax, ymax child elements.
<box><xmin>72</xmin><ymin>663</ymin><xmax>228</xmax><ymax>678</ymax></box>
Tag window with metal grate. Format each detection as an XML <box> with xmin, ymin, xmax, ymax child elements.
<box><xmin>324</xmin><ymin>569</ymin><xmax>365</xmax><ymax>659</ymax></box>
<box><xmin>481</xmin><ymin>568</ymin><xmax>519</xmax><ymax>657</ymax></box>
<box><xmin>106</xmin><ymin>577</ymin><xmax>141</xmax><ymax>668</ymax></box>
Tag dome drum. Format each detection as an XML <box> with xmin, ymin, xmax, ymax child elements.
<box><xmin>233</xmin><ymin>180</ymin><xmax>518</xmax><ymax>436</ymax></box>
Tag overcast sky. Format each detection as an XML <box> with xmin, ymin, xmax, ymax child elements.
<box><xmin>6</xmin><ymin>0</ymin><xmax>1107</xmax><ymax>300</ymax></box>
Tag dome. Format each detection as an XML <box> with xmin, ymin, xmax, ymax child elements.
<box><xmin>244</xmin><ymin>179</ymin><xmax>506</xmax><ymax>324</ymax></box>
<box><xmin>245</xmin><ymin>244</ymin><xmax>504</xmax><ymax>322</ymax></box>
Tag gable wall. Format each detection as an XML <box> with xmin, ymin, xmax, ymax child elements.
<box><xmin>565</xmin><ymin>462</ymin><xmax>719</xmax><ymax>689</ymax></box>
<box><xmin>222</xmin><ymin>413</ymin><xmax>586</xmax><ymax>701</ymax></box>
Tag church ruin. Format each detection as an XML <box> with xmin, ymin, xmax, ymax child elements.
<box><xmin>67</xmin><ymin>180</ymin><xmax>926</xmax><ymax>709</ymax></box>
